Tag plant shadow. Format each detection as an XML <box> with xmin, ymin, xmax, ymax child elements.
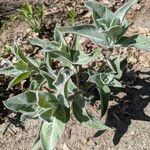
<box><xmin>105</xmin><ymin>69</ymin><xmax>150</xmax><ymax>145</ymax></box>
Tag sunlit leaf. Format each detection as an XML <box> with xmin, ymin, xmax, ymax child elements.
<box><xmin>3</xmin><ymin>91</ymin><xmax>37</xmax><ymax>113</ymax></box>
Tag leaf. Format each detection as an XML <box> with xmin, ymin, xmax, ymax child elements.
<box><xmin>36</xmin><ymin>92</ymin><xmax>58</xmax><ymax>109</ymax></box>
<box><xmin>7</xmin><ymin>71</ymin><xmax>31</xmax><ymax>89</ymax></box>
<box><xmin>72</xmin><ymin>95</ymin><xmax>110</xmax><ymax>130</ymax></box>
<box><xmin>29</xmin><ymin>38</ymin><xmax>60</xmax><ymax>50</ymax></box>
<box><xmin>40</xmin><ymin>70</ymin><xmax>55</xmax><ymax>89</ymax></box>
<box><xmin>39</xmin><ymin>108</ymin><xmax>56</xmax><ymax>123</ymax></box>
<box><xmin>117</xmin><ymin>35</ymin><xmax>150</xmax><ymax>51</ymax></box>
<box><xmin>88</xmin><ymin>74</ymin><xmax>111</xmax><ymax>117</ymax></box>
<box><xmin>98</xmin><ymin>86</ymin><xmax>110</xmax><ymax>117</ymax></box>
<box><xmin>0</xmin><ymin>66</ymin><xmax>23</xmax><ymax>77</ymax></box>
<box><xmin>85</xmin><ymin>0</ymin><xmax>115</xmax><ymax>20</ymax></box>
<box><xmin>12</xmin><ymin>41</ymin><xmax>39</xmax><ymax>70</ymax></box>
<box><xmin>67</xmin><ymin>79</ymin><xmax>77</xmax><ymax>96</ymax></box>
<box><xmin>54</xmin><ymin>24</ymin><xmax>67</xmax><ymax>45</ymax></box>
<box><xmin>40</xmin><ymin>106</ymin><xmax>69</xmax><ymax>150</ymax></box>
<box><xmin>115</xmin><ymin>0</ymin><xmax>138</xmax><ymax>22</ymax></box>
<box><xmin>41</xmin><ymin>50</ymin><xmax>74</xmax><ymax>69</ymax></box>
<box><xmin>3</xmin><ymin>91</ymin><xmax>37</xmax><ymax>113</ymax></box>
<box><xmin>30</xmin><ymin>74</ymin><xmax>45</xmax><ymax>90</ymax></box>
<box><xmin>102</xmin><ymin>25</ymin><xmax>123</xmax><ymax>44</ymax></box>
<box><xmin>53</xmin><ymin>69</ymin><xmax>75</xmax><ymax>107</ymax></box>
<box><xmin>20</xmin><ymin>112</ymin><xmax>37</xmax><ymax>122</ymax></box>
<box><xmin>73</xmin><ymin>48</ymin><xmax>102</xmax><ymax>65</ymax></box>
<box><xmin>28</xmin><ymin>37</ymin><xmax>48</xmax><ymax>49</ymax></box>
<box><xmin>14</xmin><ymin>60</ymin><xmax>29</xmax><ymax>70</ymax></box>
<box><xmin>107</xmin><ymin>57</ymin><xmax>127</xmax><ymax>79</ymax></box>
<box><xmin>58</xmin><ymin>25</ymin><xmax>109</xmax><ymax>47</ymax></box>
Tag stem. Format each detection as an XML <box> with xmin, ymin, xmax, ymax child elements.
<box><xmin>76</xmin><ymin>65</ymin><xmax>80</xmax><ymax>90</ymax></box>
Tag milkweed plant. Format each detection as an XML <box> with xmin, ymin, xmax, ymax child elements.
<box><xmin>1</xmin><ymin>0</ymin><xmax>150</xmax><ymax>149</ymax></box>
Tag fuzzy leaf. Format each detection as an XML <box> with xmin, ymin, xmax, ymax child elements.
<box><xmin>40</xmin><ymin>106</ymin><xmax>69</xmax><ymax>150</ymax></box>
<box><xmin>39</xmin><ymin>108</ymin><xmax>56</xmax><ymax>123</ymax></box>
<box><xmin>118</xmin><ymin>35</ymin><xmax>150</xmax><ymax>51</ymax></box>
<box><xmin>36</xmin><ymin>92</ymin><xmax>58</xmax><ymax>109</ymax></box>
<box><xmin>53</xmin><ymin>69</ymin><xmax>75</xmax><ymax>107</ymax></box>
<box><xmin>0</xmin><ymin>66</ymin><xmax>23</xmax><ymax>76</ymax></box>
<box><xmin>7</xmin><ymin>71</ymin><xmax>31</xmax><ymax>89</ymax></box>
<box><xmin>98</xmin><ymin>86</ymin><xmax>110</xmax><ymax>117</ymax></box>
<box><xmin>29</xmin><ymin>38</ymin><xmax>60</xmax><ymax>50</ymax></box>
<box><xmin>72</xmin><ymin>95</ymin><xmax>110</xmax><ymax>130</ymax></box>
<box><xmin>30</xmin><ymin>74</ymin><xmax>45</xmax><ymax>90</ymax></box>
<box><xmin>85</xmin><ymin>0</ymin><xmax>115</xmax><ymax>20</ymax></box>
<box><xmin>73</xmin><ymin>48</ymin><xmax>102</xmax><ymax>65</ymax></box>
<box><xmin>58</xmin><ymin>25</ymin><xmax>109</xmax><ymax>47</ymax></box>
<box><xmin>54</xmin><ymin>25</ymin><xmax>67</xmax><ymax>45</ymax></box>
<box><xmin>115</xmin><ymin>0</ymin><xmax>138</xmax><ymax>22</ymax></box>
<box><xmin>3</xmin><ymin>91</ymin><xmax>37</xmax><ymax>113</ymax></box>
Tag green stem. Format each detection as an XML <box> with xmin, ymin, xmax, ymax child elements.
<box><xmin>76</xmin><ymin>66</ymin><xmax>80</xmax><ymax>90</ymax></box>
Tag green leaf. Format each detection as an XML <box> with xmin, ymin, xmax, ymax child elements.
<box><xmin>40</xmin><ymin>106</ymin><xmax>69</xmax><ymax>150</ymax></box>
<box><xmin>29</xmin><ymin>38</ymin><xmax>60</xmax><ymax>50</ymax></box>
<box><xmin>36</xmin><ymin>92</ymin><xmax>58</xmax><ymax>109</ymax></box>
<box><xmin>7</xmin><ymin>71</ymin><xmax>31</xmax><ymax>89</ymax></box>
<box><xmin>54</xmin><ymin>24</ymin><xmax>67</xmax><ymax>45</ymax></box>
<box><xmin>12</xmin><ymin>41</ymin><xmax>39</xmax><ymax>69</ymax></box>
<box><xmin>107</xmin><ymin>57</ymin><xmax>127</xmax><ymax>79</ymax></box>
<box><xmin>72</xmin><ymin>95</ymin><xmax>110</xmax><ymax>130</ymax></box>
<box><xmin>117</xmin><ymin>35</ymin><xmax>150</xmax><ymax>51</ymax></box>
<box><xmin>103</xmin><ymin>26</ymin><xmax>123</xmax><ymax>44</ymax></box>
<box><xmin>88</xmin><ymin>74</ymin><xmax>111</xmax><ymax>117</ymax></box>
<box><xmin>39</xmin><ymin>108</ymin><xmax>56</xmax><ymax>123</ymax></box>
<box><xmin>28</xmin><ymin>37</ymin><xmax>48</xmax><ymax>49</ymax></box>
<box><xmin>73</xmin><ymin>48</ymin><xmax>102</xmax><ymax>65</ymax></box>
<box><xmin>58</xmin><ymin>25</ymin><xmax>109</xmax><ymax>47</ymax></box>
<box><xmin>85</xmin><ymin>0</ymin><xmax>115</xmax><ymax>20</ymax></box>
<box><xmin>3</xmin><ymin>91</ymin><xmax>37</xmax><ymax>113</ymax></box>
<box><xmin>53</xmin><ymin>69</ymin><xmax>75</xmax><ymax>107</ymax></box>
<box><xmin>67</xmin><ymin>79</ymin><xmax>77</xmax><ymax>96</ymax></box>
<box><xmin>41</xmin><ymin>49</ymin><xmax>74</xmax><ymax>69</ymax></box>
<box><xmin>40</xmin><ymin>70</ymin><xmax>55</xmax><ymax>89</ymax></box>
<box><xmin>14</xmin><ymin>60</ymin><xmax>29</xmax><ymax>70</ymax></box>
<box><xmin>30</xmin><ymin>74</ymin><xmax>45</xmax><ymax>90</ymax></box>
<box><xmin>20</xmin><ymin>112</ymin><xmax>37</xmax><ymax>122</ymax></box>
<box><xmin>0</xmin><ymin>66</ymin><xmax>23</xmax><ymax>76</ymax></box>
<box><xmin>115</xmin><ymin>0</ymin><xmax>138</xmax><ymax>22</ymax></box>
<box><xmin>98</xmin><ymin>85</ymin><xmax>110</xmax><ymax>117</ymax></box>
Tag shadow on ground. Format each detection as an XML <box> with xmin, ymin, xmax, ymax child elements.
<box><xmin>104</xmin><ymin>69</ymin><xmax>150</xmax><ymax>145</ymax></box>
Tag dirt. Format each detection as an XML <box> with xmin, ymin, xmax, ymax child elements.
<box><xmin>0</xmin><ymin>0</ymin><xmax>150</xmax><ymax>150</ymax></box>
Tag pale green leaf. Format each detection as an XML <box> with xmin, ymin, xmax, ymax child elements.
<box><xmin>85</xmin><ymin>0</ymin><xmax>115</xmax><ymax>20</ymax></box>
<box><xmin>115</xmin><ymin>0</ymin><xmax>138</xmax><ymax>22</ymax></box>
<box><xmin>54</xmin><ymin>24</ymin><xmax>67</xmax><ymax>45</ymax></box>
<box><xmin>117</xmin><ymin>35</ymin><xmax>150</xmax><ymax>51</ymax></box>
<box><xmin>58</xmin><ymin>25</ymin><xmax>109</xmax><ymax>47</ymax></box>
<box><xmin>40</xmin><ymin>106</ymin><xmax>69</xmax><ymax>150</ymax></box>
<box><xmin>30</xmin><ymin>74</ymin><xmax>45</xmax><ymax>90</ymax></box>
<box><xmin>7</xmin><ymin>71</ymin><xmax>31</xmax><ymax>89</ymax></box>
<box><xmin>53</xmin><ymin>69</ymin><xmax>75</xmax><ymax>107</ymax></box>
<box><xmin>0</xmin><ymin>66</ymin><xmax>23</xmax><ymax>76</ymax></box>
<box><xmin>98</xmin><ymin>85</ymin><xmax>110</xmax><ymax>117</ymax></box>
<box><xmin>3</xmin><ymin>91</ymin><xmax>37</xmax><ymax>113</ymax></box>
<box><xmin>73</xmin><ymin>48</ymin><xmax>102</xmax><ymax>65</ymax></box>
<box><xmin>36</xmin><ymin>92</ymin><xmax>58</xmax><ymax>109</ymax></box>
